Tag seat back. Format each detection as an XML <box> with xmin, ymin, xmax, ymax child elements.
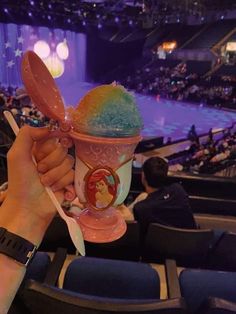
<box><xmin>200</xmin><ymin>297</ymin><xmax>236</xmax><ymax>314</ymax></box>
<box><xmin>9</xmin><ymin>252</ymin><xmax>51</xmax><ymax>314</ymax></box>
<box><xmin>22</xmin><ymin>280</ymin><xmax>187</xmax><ymax>314</ymax></box>
<box><xmin>142</xmin><ymin>223</ymin><xmax>214</xmax><ymax>267</ymax></box>
<box><xmin>39</xmin><ymin>215</ymin><xmax>75</xmax><ymax>253</ymax></box>
<box><xmin>63</xmin><ymin>256</ymin><xmax>160</xmax><ymax>299</ymax></box>
<box><xmin>84</xmin><ymin>220</ymin><xmax>140</xmax><ymax>261</ymax></box>
<box><xmin>179</xmin><ymin>269</ymin><xmax>236</xmax><ymax>313</ymax></box>
<box><xmin>209</xmin><ymin>232</ymin><xmax>236</xmax><ymax>271</ymax></box>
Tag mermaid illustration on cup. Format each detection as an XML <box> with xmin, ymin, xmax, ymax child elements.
<box><xmin>86</xmin><ymin>169</ymin><xmax>118</xmax><ymax>209</ymax></box>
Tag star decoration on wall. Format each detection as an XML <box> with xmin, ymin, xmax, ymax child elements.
<box><xmin>14</xmin><ymin>49</ymin><xmax>23</xmax><ymax>57</ymax></box>
<box><xmin>5</xmin><ymin>42</ymin><xmax>11</xmax><ymax>48</ymax></box>
<box><xmin>17</xmin><ymin>36</ymin><xmax>24</xmax><ymax>44</ymax></box>
<box><xmin>7</xmin><ymin>60</ymin><xmax>15</xmax><ymax>68</ymax></box>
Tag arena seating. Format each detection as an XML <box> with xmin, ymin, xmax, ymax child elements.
<box><xmin>21</xmin><ymin>256</ymin><xmax>187</xmax><ymax>314</ymax></box>
<box><xmin>144</xmin><ymin>24</ymin><xmax>203</xmax><ymax>49</ymax></box>
<box><xmin>208</xmin><ymin>231</ymin><xmax>236</xmax><ymax>271</ymax></box>
<box><xmin>214</xmin><ymin>64</ymin><xmax>236</xmax><ymax>76</ymax></box>
<box><xmin>84</xmin><ymin>220</ymin><xmax>140</xmax><ymax>261</ymax></box>
<box><xmin>184</xmin><ymin>19</ymin><xmax>236</xmax><ymax>49</ymax></box>
<box><xmin>9</xmin><ymin>251</ymin><xmax>53</xmax><ymax>313</ymax></box>
<box><xmin>185</xmin><ymin>60</ymin><xmax>211</xmax><ymax>76</ymax></box>
<box><xmin>141</xmin><ymin>223</ymin><xmax>215</xmax><ymax>267</ymax></box>
<box><xmin>39</xmin><ymin>216</ymin><xmax>76</xmax><ymax>254</ymax></box>
<box><xmin>178</xmin><ymin>267</ymin><xmax>236</xmax><ymax>313</ymax></box>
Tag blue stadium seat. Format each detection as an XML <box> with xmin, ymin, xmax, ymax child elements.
<box><xmin>22</xmin><ymin>256</ymin><xmax>187</xmax><ymax>313</ymax></box>
<box><xmin>179</xmin><ymin>268</ymin><xmax>236</xmax><ymax>313</ymax></box>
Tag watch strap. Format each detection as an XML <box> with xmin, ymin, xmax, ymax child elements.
<box><xmin>0</xmin><ymin>227</ymin><xmax>37</xmax><ymax>266</ymax></box>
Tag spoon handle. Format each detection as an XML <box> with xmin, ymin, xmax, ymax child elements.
<box><xmin>3</xmin><ymin>111</ymin><xmax>85</xmax><ymax>255</ymax></box>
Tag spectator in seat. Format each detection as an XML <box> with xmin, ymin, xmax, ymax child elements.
<box><xmin>119</xmin><ymin>157</ymin><xmax>197</xmax><ymax>237</ymax></box>
<box><xmin>187</xmin><ymin>124</ymin><xmax>198</xmax><ymax>143</ymax></box>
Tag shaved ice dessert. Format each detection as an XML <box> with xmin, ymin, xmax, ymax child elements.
<box><xmin>68</xmin><ymin>84</ymin><xmax>142</xmax><ymax>137</ymax></box>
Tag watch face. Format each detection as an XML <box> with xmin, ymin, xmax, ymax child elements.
<box><xmin>0</xmin><ymin>227</ymin><xmax>6</xmax><ymax>238</ymax></box>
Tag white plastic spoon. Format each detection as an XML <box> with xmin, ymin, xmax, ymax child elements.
<box><xmin>3</xmin><ymin>110</ymin><xmax>85</xmax><ymax>256</ymax></box>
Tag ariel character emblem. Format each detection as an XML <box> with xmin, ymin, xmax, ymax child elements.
<box><xmin>85</xmin><ymin>167</ymin><xmax>119</xmax><ymax>210</ymax></box>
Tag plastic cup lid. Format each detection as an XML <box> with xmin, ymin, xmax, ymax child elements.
<box><xmin>21</xmin><ymin>51</ymin><xmax>65</xmax><ymax>121</ymax></box>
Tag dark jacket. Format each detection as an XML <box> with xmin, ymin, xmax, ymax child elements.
<box><xmin>133</xmin><ymin>183</ymin><xmax>197</xmax><ymax>237</ymax></box>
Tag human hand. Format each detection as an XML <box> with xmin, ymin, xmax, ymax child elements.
<box><xmin>1</xmin><ymin>125</ymin><xmax>75</xmax><ymax>245</ymax></box>
<box><xmin>117</xmin><ymin>204</ymin><xmax>134</xmax><ymax>221</ymax></box>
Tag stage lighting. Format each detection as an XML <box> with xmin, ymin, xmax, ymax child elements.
<box><xmin>129</xmin><ymin>20</ymin><xmax>133</xmax><ymax>26</ymax></box>
<box><xmin>97</xmin><ymin>22</ymin><xmax>102</xmax><ymax>29</ymax></box>
<box><xmin>30</xmin><ymin>0</ymin><xmax>34</xmax><ymax>5</ymax></box>
<box><xmin>47</xmin><ymin>15</ymin><xmax>51</xmax><ymax>20</ymax></box>
<box><xmin>56</xmin><ymin>40</ymin><xmax>69</xmax><ymax>60</ymax></box>
<box><xmin>34</xmin><ymin>40</ymin><xmax>50</xmax><ymax>59</ymax></box>
<box><xmin>28</xmin><ymin>12</ymin><xmax>32</xmax><ymax>17</ymax></box>
<box><xmin>114</xmin><ymin>16</ymin><xmax>119</xmax><ymax>23</ymax></box>
<box><xmin>82</xmin><ymin>20</ymin><xmax>87</xmax><ymax>26</ymax></box>
<box><xmin>4</xmin><ymin>8</ymin><xmax>8</xmax><ymax>13</ymax></box>
<box><xmin>67</xmin><ymin>18</ymin><xmax>71</xmax><ymax>23</ymax></box>
<box><xmin>43</xmin><ymin>53</ymin><xmax>65</xmax><ymax>78</ymax></box>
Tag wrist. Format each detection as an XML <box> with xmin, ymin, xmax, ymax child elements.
<box><xmin>0</xmin><ymin>200</ymin><xmax>53</xmax><ymax>246</ymax></box>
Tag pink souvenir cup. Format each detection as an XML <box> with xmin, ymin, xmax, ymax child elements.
<box><xmin>21</xmin><ymin>51</ymin><xmax>141</xmax><ymax>243</ymax></box>
<box><xmin>70</xmin><ymin>130</ymin><xmax>140</xmax><ymax>242</ymax></box>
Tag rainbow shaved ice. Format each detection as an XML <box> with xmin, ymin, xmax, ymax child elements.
<box><xmin>68</xmin><ymin>84</ymin><xmax>143</xmax><ymax>137</ymax></box>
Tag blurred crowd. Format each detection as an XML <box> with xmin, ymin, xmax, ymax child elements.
<box><xmin>0</xmin><ymin>84</ymin><xmax>47</xmax><ymax>128</ymax></box>
<box><xmin>121</xmin><ymin>62</ymin><xmax>236</xmax><ymax>109</ymax></box>
<box><xmin>168</xmin><ymin>125</ymin><xmax>236</xmax><ymax>175</ymax></box>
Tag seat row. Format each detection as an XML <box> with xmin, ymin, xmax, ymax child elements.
<box><xmin>40</xmin><ymin>216</ymin><xmax>236</xmax><ymax>271</ymax></box>
<box><xmin>10</xmin><ymin>249</ymin><xmax>236</xmax><ymax>314</ymax></box>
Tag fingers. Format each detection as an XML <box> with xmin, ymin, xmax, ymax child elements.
<box><xmin>36</xmin><ymin>142</ymin><xmax>68</xmax><ymax>173</ymax></box>
<box><xmin>52</xmin><ymin>170</ymin><xmax>74</xmax><ymax>192</ymax></box>
<box><xmin>8</xmin><ymin>126</ymin><xmax>50</xmax><ymax>163</ymax></box>
<box><xmin>40</xmin><ymin>155</ymin><xmax>74</xmax><ymax>190</ymax></box>
<box><xmin>33</xmin><ymin>137</ymin><xmax>59</xmax><ymax>162</ymax></box>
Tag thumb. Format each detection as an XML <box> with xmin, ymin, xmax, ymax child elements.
<box><xmin>8</xmin><ymin>126</ymin><xmax>50</xmax><ymax>162</ymax></box>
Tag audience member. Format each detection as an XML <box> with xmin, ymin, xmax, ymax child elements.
<box><xmin>119</xmin><ymin>157</ymin><xmax>197</xmax><ymax>237</ymax></box>
<box><xmin>187</xmin><ymin>124</ymin><xmax>198</xmax><ymax>142</ymax></box>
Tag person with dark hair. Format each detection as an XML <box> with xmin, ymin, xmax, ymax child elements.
<box><xmin>119</xmin><ymin>157</ymin><xmax>196</xmax><ymax>236</ymax></box>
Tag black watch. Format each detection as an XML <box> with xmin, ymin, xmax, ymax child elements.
<box><xmin>0</xmin><ymin>227</ymin><xmax>37</xmax><ymax>266</ymax></box>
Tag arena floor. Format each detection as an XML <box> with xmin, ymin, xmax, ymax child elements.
<box><xmin>58</xmin><ymin>81</ymin><xmax>236</xmax><ymax>142</ymax></box>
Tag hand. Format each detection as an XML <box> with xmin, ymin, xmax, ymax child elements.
<box><xmin>0</xmin><ymin>125</ymin><xmax>75</xmax><ymax>245</ymax></box>
<box><xmin>117</xmin><ymin>204</ymin><xmax>134</xmax><ymax>221</ymax></box>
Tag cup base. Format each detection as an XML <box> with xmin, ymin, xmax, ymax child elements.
<box><xmin>76</xmin><ymin>208</ymin><xmax>127</xmax><ymax>243</ymax></box>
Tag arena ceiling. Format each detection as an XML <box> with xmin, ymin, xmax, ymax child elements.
<box><xmin>0</xmin><ymin>0</ymin><xmax>235</xmax><ymax>30</ymax></box>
